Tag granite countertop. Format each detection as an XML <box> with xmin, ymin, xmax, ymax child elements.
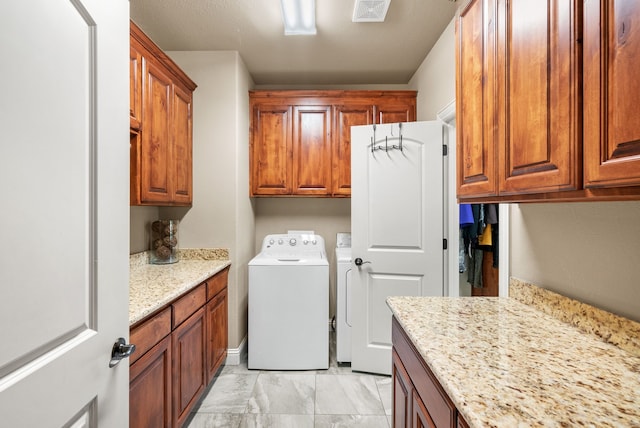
<box><xmin>387</xmin><ymin>295</ymin><xmax>640</xmax><ymax>427</ymax></box>
<box><xmin>129</xmin><ymin>249</ymin><xmax>231</xmax><ymax>326</ymax></box>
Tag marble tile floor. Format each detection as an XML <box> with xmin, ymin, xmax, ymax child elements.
<box><xmin>185</xmin><ymin>333</ymin><xmax>392</xmax><ymax>428</ymax></box>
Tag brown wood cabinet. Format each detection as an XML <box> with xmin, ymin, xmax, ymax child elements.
<box><xmin>206</xmin><ymin>289</ymin><xmax>228</xmax><ymax>383</ymax></box>
<box><xmin>130</xmin><ymin>308</ymin><xmax>172</xmax><ymax>428</ymax></box>
<box><xmin>130</xmin><ymin>46</ymin><xmax>142</xmax><ymax>131</ymax></box>
<box><xmin>172</xmin><ymin>307</ymin><xmax>206</xmax><ymax>427</ymax></box>
<box><xmin>332</xmin><ymin>104</ymin><xmax>374</xmax><ymax>196</ymax></box>
<box><xmin>456</xmin><ymin>0</ymin><xmax>640</xmax><ymax>202</ymax></box>
<box><xmin>455</xmin><ymin>0</ymin><xmax>499</xmax><ymax>198</ymax></box>
<box><xmin>129</xmin><ymin>267</ymin><xmax>229</xmax><ymax>428</ymax></box>
<box><xmin>130</xmin><ymin>21</ymin><xmax>196</xmax><ymax>206</ymax></box>
<box><xmin>583</xmin><ymin>0</ymin><xmax>640</xmax><ymax>188</ymax></box>
<box><xmin>497</xmin><ymin>0</ymin><xmax>581</xmax><ymax>196</ymax></box>
<box><xmin>392</xmin><ymin>317</ymin><xmax>468</xmax><ymax>428</ymax></box>
<box><xmin>249</xmin><ymin>90</ymin><xmax>416</xmax><ymax>197</ymax></box>
<box><xmin>292</xmin><ymin>105</ymin><xmax>333</xmax><ymax>195</ymax></box>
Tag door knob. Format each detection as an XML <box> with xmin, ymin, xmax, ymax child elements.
<box><xmin>109</xmin><ymin>337</ymin><xmax>136</xmax><ymax>368</ymax></box>
<box><xmin>354</xmin><ymin>257</ymin><xmax>371</xmax><ymax>266</ymax></box>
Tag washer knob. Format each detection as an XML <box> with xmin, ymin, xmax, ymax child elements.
<box><xmin>312</xmin><ymin>239</ymin><xmax>317</xmax><ymax>245</ymax></box>
<box><xmin>269</xmin><ymin>239</ymin><xmax>274</xmax><ymax>245</ymax></box>
<box><xmin>278</xmin><ymin>239</ymin><xmax>283</xmax><ymax>245</ymax></box>
<box><xmin>289</xmin><ymin>238</ymin><xmax>297</xmax><ymax>246</ymax></box>
<box><xmin>303</xmin><ymin>240</ymin><xmax>309</xmax><ymax>245</ymax></box>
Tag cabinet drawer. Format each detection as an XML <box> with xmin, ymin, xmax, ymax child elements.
<box><xmin>130</xmin><ymin>307</ymin><xmax>171</xmax><ymax>365</ymax></box>
<box><xmin>173</xmin><ymin>283</ymin><xmax>206</xmax><ymax>327</ymax></box>
<box><xmin>207</xmin><ymin>267</ymin><xmax>229</xmax><ymax>301</ymax></box>
<box><xmin>392</xmin><ymin>318</ymin><xmax>455</xmax><ymax>428</ymax></box>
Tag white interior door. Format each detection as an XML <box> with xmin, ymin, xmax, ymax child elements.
<box><xmin>0</xmin><ymin>1</ymin><xmax>130</xmax><ymax>426</ymax></box>
<box><xmin>351</xmin><ymin>121</ymin><xmax>444</xmax><ymax>375</ymax></box>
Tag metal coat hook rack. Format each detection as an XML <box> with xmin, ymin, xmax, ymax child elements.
<box><xmin>370</xmin><ymin>123</ymin><xmax>403</xmax><ymax>153</ymax></box>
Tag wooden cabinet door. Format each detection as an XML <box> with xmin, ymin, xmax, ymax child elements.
<box><xmin>412</xmin><ymin>392</ymin><xmax>436</xmax><ymax>428</ymax></box>
<box><xmin>292</xmin><ymin>105</ymin><xmax>332</xmax><ymax>195</ymax></box>
<box><xmin>392</xmin><ymin>350</ymin><xmax>412</xmax><ymax>428</ymax></box>
<box><xmin>584</xmin><ymin>0</ymin><xmax>640</xmax><ymax>188</ymax></box>
<box><xmin>130</xmin><ymin>335</ymin><xmax>172</xmax><ymax>428</ymax></box>
<box><xmin>375</xmin><ymin>102</ymin><xmax>416</xmax><ymax>124</ymax></box>
<box><xmin>172</xmin><ymin>307</ymin><xmax>207</xmax><ymax>428</ymax></box>
<box><xmin>141</xmin><ymin>56</ymin><xmax>173</xmax><ymax>203</ymax></box>
<box><xmin>130</xmin><ymin>43</ymin><xmax>142</xmax><ymax>130</ymax></box>
<box><xmin>332</xmin><ymin>104</ymin><xmax>373</xmax><ymax>196</ymax></box>
<box><xmin>251</xmin><ymin>104</ymin><xmax>292</xmax><ymax>195</ymax></box>
<box><xmin>456</xmin><ymin>0</ymin><xmax>499</xmax><ymax>198</ymax></box>
<box><xmin>206</xmin><ymin>289</ymin><xmax>228</xmax><ymax>383</ymax></box>
<box><xmin>172</xmin><ymin>83</ymin><xmax>193</xmax><ymax>205</ymax></box>
<box><xmin>497</xmin><ymin>0</ymin><xmax>581</xmax><ymax>195</ymax></box>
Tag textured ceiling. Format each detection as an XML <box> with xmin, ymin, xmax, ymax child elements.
<box><xmin>130</xmin><ymin>0</ymin><xmax>459</xmax><ymax>86</ymax></box>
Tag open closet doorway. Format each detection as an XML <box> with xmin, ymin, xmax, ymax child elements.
<box><xmin>438</xmin><ymin>100</ymin><xmax>509</xmax><ymax>298</ymax></box>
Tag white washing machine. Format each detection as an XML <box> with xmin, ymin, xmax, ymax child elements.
<box><xmin>335</xmin><ymin>233</ymin><xmax>352</xmax><ymax>363</ymax></box>
<box><xmin>248</xmin><ymin>231</ymin><xmax>329</xmax><ymax>370</ymax></box>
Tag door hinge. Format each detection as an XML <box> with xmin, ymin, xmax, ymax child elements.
<box><xmin>443</xmin><ymin>144</ymin><xmax>448</xmax><ymax>156</ymax></box>
<box><xmin>443</xmin><ymin>238</ymin><xmax>448</xmax><ymax>250</ymax></box>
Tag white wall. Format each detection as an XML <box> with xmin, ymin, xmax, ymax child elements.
<box><xmin>510</xmin><ymin>202</ymin><xmax>640</xmax><ymax>322</ymax></box>
<box><xmin>130</xmin><ymin>206</ymin><xmax>158</xmax><ymax>253</ymax></box>
<box><xmin>409</xmin><ymin>19</ymin><xmax>456</xmax><ymax>122</ymax></box>
<box><xmin>158</xmin><ymin>51</ymin><xmax>255</xmax><ymax>348</ymax></box>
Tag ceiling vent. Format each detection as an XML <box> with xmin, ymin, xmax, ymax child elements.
<box><xmin>352</xmin><ymin>0</ymin><xmax>391</xmax><ymax>23</ymax></box>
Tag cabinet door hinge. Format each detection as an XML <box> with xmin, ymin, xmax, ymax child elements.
<box><xmin>443</xmin><ymin>144</ymin><xmax>448</xmax><ymax>156</ymax></box>
<box><xmin>443</xmin><ymin>238</ymin><xmax>448</xmax><ymax>250</ymax></box>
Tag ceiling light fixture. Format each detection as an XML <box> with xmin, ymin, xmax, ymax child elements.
<box><xmin>281</xmin><ymin>0</ymin><xmax>316</xmax><ymax>35</ymax></box>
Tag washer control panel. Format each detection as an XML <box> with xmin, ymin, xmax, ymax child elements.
<box><xmin>261</xmin><ymin>233</ymin><xmax>324</xmax><ymax>254</ymax></box>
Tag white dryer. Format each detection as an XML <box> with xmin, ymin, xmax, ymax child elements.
<box><xmin>335</xmin><ymin>233</ymin><xmax>352</xmax><ymax>363</ymax></box>
<box><xmin>248</xmin><ymin>232</ymin><xmax>329</xmax><ymax>370</ymax></box>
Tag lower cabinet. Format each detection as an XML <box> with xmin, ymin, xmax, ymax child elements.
<box><xmin>392</xmin><ymin>317</ymin><xmax>468</xmax><ymax>428</ymax></box>
<box><xmin>172</xmin><ymin>307</ymin><xmax>207</xmax><ymax>428</ymax></box>
<box><xmin>130</xmin><ymin>336</ymin><xmax>172</xmax><ymax>428</ymax></box>
<box><xmin>206</xmin><ymin>289</ymin><xmax>228</xmax><ymax>383</ymax></box>
<box><xmin>130</xmin><ymin>266</ymin><xmax>229</xmax><ymax>428</ymax></box>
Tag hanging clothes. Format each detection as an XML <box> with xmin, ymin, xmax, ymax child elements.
<box><xmin>467</xmin><ymin>248</ymin><xmax>483</xmax><ymax>288</ymax></box>
<box><xmin>478</xmin><ymin>223</ymin><xmax>492</xmax><ymax>246</ymax></box>
<box><xmin>459</xmin><ymin>204</ymin><xmax>474</xmax><ymax>273</ymax></box>
<box><xmin>459</xmin><ymin>233</ymin><xmax>467</xmax><ymax>273</ymax></box>
<box><xmin>459</xmin><ymin>204</ymin><xmax>474</xmax><ymax>227</ymax></box>
<box><xmin>485</xmin><ymin>204</ymin><xmax>498</xmax><ymax>225</ymax></box>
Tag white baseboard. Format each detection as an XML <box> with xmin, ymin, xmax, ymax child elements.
<box><xmin>225</xmin><ymin>336</ymin><xmax>247</xmax><ymax>366</ymax></box>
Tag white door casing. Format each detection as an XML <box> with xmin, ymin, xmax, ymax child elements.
<box><xmin>351</xmin><ymin>122</ymin><xmax>444</xmax><ymax>375</ymax></box>
<box><xmin>0</xmin><ymin>1</ymin><xmax>130</xmax><ymax>426</ymax></box>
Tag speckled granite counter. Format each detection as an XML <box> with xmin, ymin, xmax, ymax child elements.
<box><xmin>129</xmin><ymin>249</ymin><xmax>231</xmax><ymax>326</ymax></box>
<box><xmin>387</xmin><ymin>295</ymin><xmax>640</xmax><ymax>427</ymax></box>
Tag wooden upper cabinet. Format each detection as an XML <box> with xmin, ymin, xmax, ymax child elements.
<box><xmin>456</xmin><ymin>0</ymin><xmax>499</xmax><ymax>198</ymax></box>
<box><xmin>172</xmin><ymin>83</ymin><xmax>194</xmax><ymax>205</ymax></box>
<box><xmin>292</xmin><ymin>105</ymin><xmax>332</xmax><ymax>195</ymax></box>
<box><xmin>333</xmin><ymin>104</ymin><xmax>374</xmax><ymax>196</ymax></box>
<box><xmin>140</xmin><ymin>57</ymin><xmax>173</xmax><ymax>203</ymax></box>
<box><xmin>584</xmin><ymin>0</ymin><xmax>640</xmax><ymax>188</ymax></box>
<box><xmin>456</xmin><ymin>0</ymin><xmax>640</xmax><ymax>202</ymax></box>
<box><xmin>376</xmin><ymin>101</ymin><xmax>416</xmax><ymax>124</ymax></box>
<box><xmin>497</xmin><ymin>0</ymin><xmax>581</xmax><ymax>195</ymax></box>
<box><xmin>249</xmin><ymin>90</ymin><xmax>417</xmax><ymax>197</ymax></box>
<box><xmin>130</xmin><ymin>21</ymin><xmax>196</xmax><ymax>206</ymax></box>
<box><xmin>130</xmin><ymin>43</ymin><xmax>142</xmax><ymax>131</ymax></box>
<box><xmin>250</xmin><ymin>104</ymin><xmax>293</xmax><ymax>195</ymax></box>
